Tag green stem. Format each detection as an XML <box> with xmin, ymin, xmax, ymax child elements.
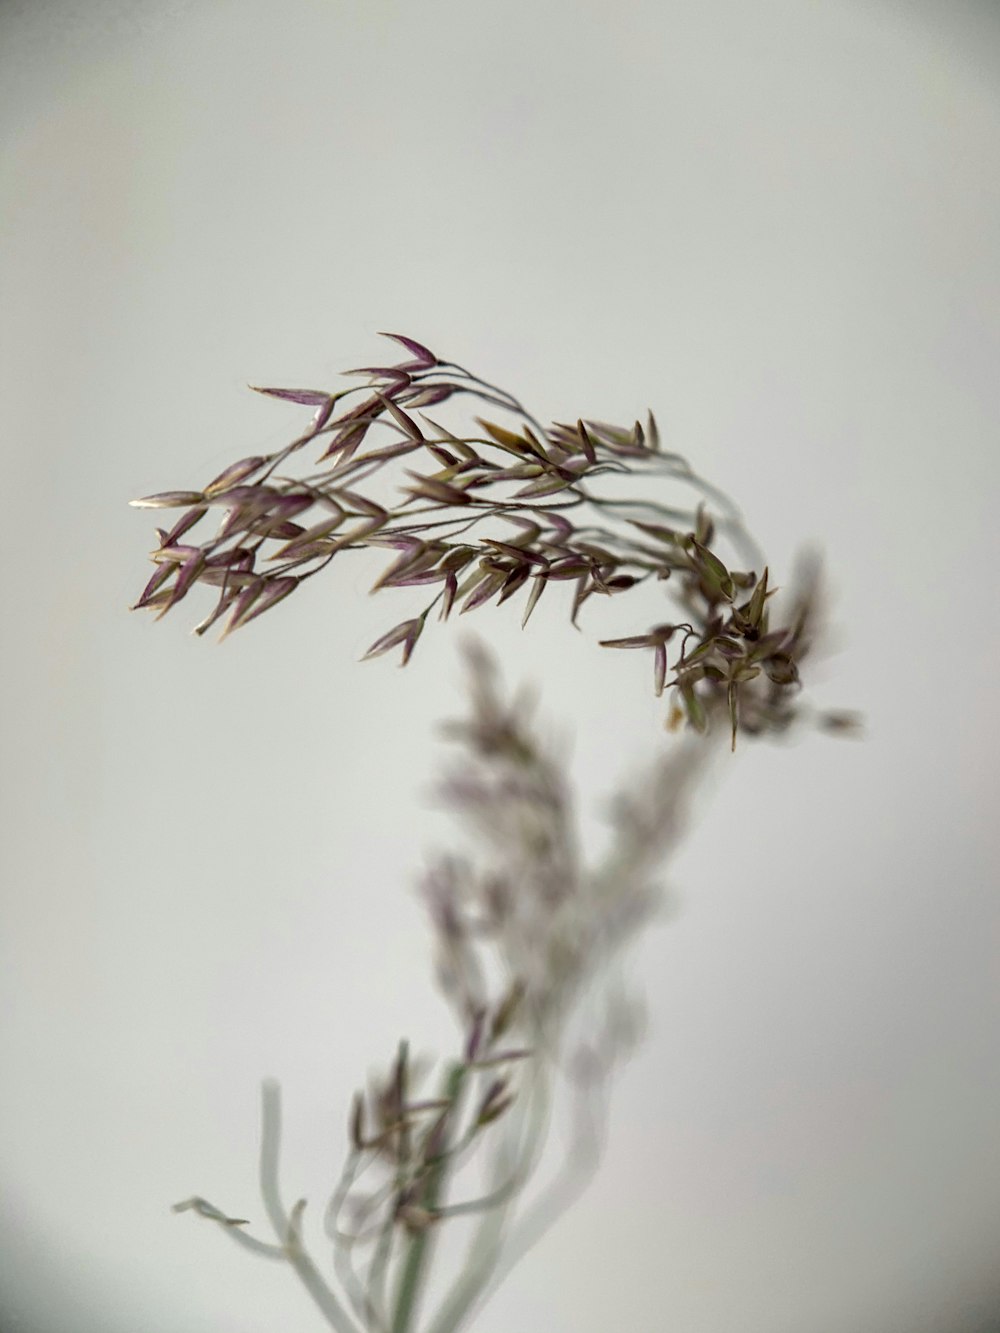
<box><xmin>390</xmin><ymin>1061</ymin><xmax>467</xmax><ymax>1333</ymax></box>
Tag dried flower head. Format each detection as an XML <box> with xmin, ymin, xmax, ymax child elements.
<box><xmin>131</xmin><ymin>334</ymin><xmax>842</xmax><ymax>745</ymax></box>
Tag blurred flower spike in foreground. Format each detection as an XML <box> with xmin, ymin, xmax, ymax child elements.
<box><xmin>131</xmin><ymin>333</ymin><xmax>854</xmax><ymax>746</ymax></box>
<box><xmin>171</xmin><ymin>642</ymin><xmax>742</xmax><ymax>1333</ymax></box>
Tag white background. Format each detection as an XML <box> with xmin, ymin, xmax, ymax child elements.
<box><xmin>2</xmin><ymin>2</ymin><xmax>999</xmax><ymax>1330</ymax></box>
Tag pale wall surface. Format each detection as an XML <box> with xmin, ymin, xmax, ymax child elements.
<box><xmin>2</xmin><ymin>2</ymin><xmax>999</xmax><ymax>1331</ymax></box>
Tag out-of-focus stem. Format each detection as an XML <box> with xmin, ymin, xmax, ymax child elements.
<box><xmin>390</xmin><ymin>1061</ymin><xmax>468</xmax><ymax>1333</ymax></box>
<box><xmin>426</xmin><ymin>1060</ymin><xmax>552</xmax><ymax>1333</ymax></box>
<box><xmin>259</xmin><ymin>1080</ymin><xmax>362</xmax><ymax>1333</ymax></box>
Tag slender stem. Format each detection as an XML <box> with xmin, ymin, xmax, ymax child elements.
<box><xmin>390</xmin><ymin>1061</ymin><xmax>467</xmax><ymax>1333</ymax></box>
<box><xmin>367</xmin><ymin>1213</ymin><xmax>397</xmax><ymax>1329</ymax></box>
<box><xmin>425</xmin><ymin>1061</ymin><xmax>551</xmax><ymax>1333</ymax></box>
<box><xmin>482</xmin><ymin>1073</ymin><xmax>606</xmax><ymax>1302</ymax></box>
<box><xmin>258</xmin><ymin>1080</ymin><xmax>363</xmax><ymax>1333</ymax></box>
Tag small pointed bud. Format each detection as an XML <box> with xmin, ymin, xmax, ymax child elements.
<box><xmin>374</xmin><ymin>391</ymin><xmax>425</xmax><ymax>442</ymax></box>
<box><xmin>204</xmin><ymin>456</ymin><xmax>267</xmax><ymax>497</ymax></box>
<box><xmin>132</xmin><ymin>562</ymin><xmax>175</xmax><ymax>610</ymax></box>
<box><xmin>222</xmin><ymin>577</ymin><xmax>297</xmax><ymax>636</ymax></box>
<box><xmin>521</xmin><ymin>572</ymin><xmax>548</xmax><ymax>628</ymax></box>
<box><xmin>405</xmin><ymin>383</ymin><xmax>453</xmax><ymax>408</ymax></box>
<box><xmin>362</xmin><ymin>618</ymin><xmax>423</xmax><ymax>664</ymax></box>
<box><xmin>161</xmin><ymin>506</ymin><xmax>209</xmax><ymax>547</ymax></box>
<box><xmin>746</xmin><ymin>567</ymin><xmax>770</xmax><ymax>629</ymax></box>
<box><xmin>310</xmin><ymin>397</ymin><xmax>336</xmax><ymax>432</ymax></box>
<box><xmin>249</xmin><ymin>385</ymin><xmax>332</xmax><ymax>405</ymax></box>
<box><xmin>130</xmin><ymin>491</ymin><xmax>206</xmax><ymax>509</ymax></box>
<box><xmin>576</xmin><ymin>420</ymin><xmax>597</xmax><ymax>463</ymax></box>
<box><xmin>646</xmin><ymin>409</ymin><xmax>661</xmax><ymax>451</ymax></box>
<box><xmin>653</xmin><ymin>641</ymin><xmax>667</xmax><ymax>697</ymax></box>
<box><xmin>378</xmin><ymin>332</ymin><xmax>439</xmax><ymax>368</ymax></box>
<box><xmin>440</xmin><ymin>571</ymin><xmax>458</xmax><ymax>621</ymax></box>
<box><xmin>599</xmin><ymin>634</ymin><xmax>655</xmax><ymax>649</ymax></box>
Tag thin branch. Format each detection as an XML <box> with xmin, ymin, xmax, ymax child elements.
<box><xmin>425</xmin><ymin>1063</ymin><xmax>552</xmax><ymax>1333</ymax></box>
<box><xmin>172</xmin><ymin>1196</ymin><xmax>285</xmax><ymax>1260</ymax></box>
<box><xmin>390</xmin><ymin>1061</ymin><xmax>468</xmax><ymax>1333</ymax></box>
<box><xmin>258</xmin><ymin>1080</ymin><xmax>363</xmax><ymax>1333</ymax></box>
